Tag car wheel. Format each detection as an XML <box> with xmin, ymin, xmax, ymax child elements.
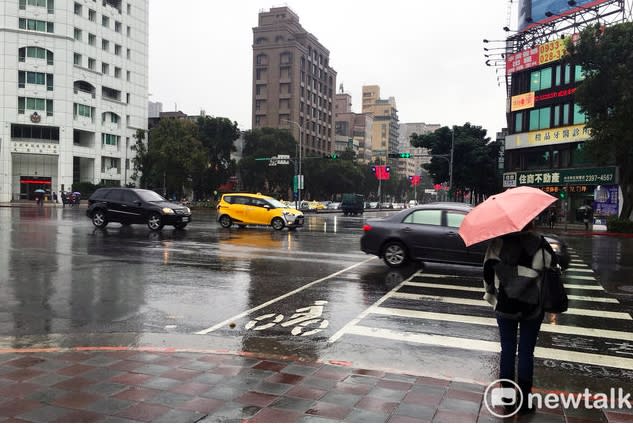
<box><xmin>147</xmin><ymin>213</ymin><xmax>164</xmax><ymax>231</ymax></box>
<box><xmin>91</xmin><ymin>210</ymin><xmax>108</xmax><ymax>229</ymax></box>
<box><xmin>271</xmin><ymin>217</ymin><xmax>285</xmax><ymax>231</ymax></box>
<box><xmin>382</xmin><ymin>241</ymin><xmax>408</xmax><ymax>268</ymax></box>
<box><xmin>219</xmin><ymin>214</ymin><xmax>232</xmax><ymax>228</ymax></box>
<box><xmin>174</xmin><ymin>223</ymin><xmax>188</xmax><ymax>230</ymax></box>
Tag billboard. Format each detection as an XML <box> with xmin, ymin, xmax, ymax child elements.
<box><xmin>506</xmin><ymin>39</ymin><xmax>566</xmax><ymax>75</ymax></box>
<box><xmin>518</xmin><ymin>0</ymin><xmax>609</xmax><ymax>31</ymax></box>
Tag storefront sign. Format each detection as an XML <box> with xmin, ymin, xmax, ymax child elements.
<box><xmin>534</xmin><ymin>87</ymin><xmax>576</xmax><ymax>102</ymax></box>
<box><xmin>506</xmin><ymin>39</ymin><xmax>567</xmax><ymax>75</ymax></box>
<box><xmin>11</xmin><ymin>141</ymin><xmax>59</xmax><ymax>155</ymax></box>
<box><xmin>505</xmin><ymin>124</ymin><xmax>590</xmax><ymax>150</ymax></box>
<box><xmin>516</xmin><ymin>166</ymin><xmax>617</xmax><ymax>186</ymax></box>
<box><xmin>503</xmin><ymin>172</ymin><xmax>517</xmax><ymax>188</ymax></box>
<box><xmin>541</xmin><ymin>185</ymin><xmax>589</xmax><ymax>194</ymax></box>
<box><xmin>511</xmin><ymin>92</ymin><xmax>535</xmax><ymax>111</ymax></box>
<box><xmin>538</xmin><ymin>39</ymin><xmax>566</xmax><ymax>65</ymax></box>
<box><xmin>593</xmin><ymin>185</ymin><xmax>619</xmax><ymax>219</ymax></box>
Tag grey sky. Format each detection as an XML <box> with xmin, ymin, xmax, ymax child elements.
<box><xmin>149</xmin><ymin>1</ymin><xmax>511</xmax><ymax>139</ymax></box>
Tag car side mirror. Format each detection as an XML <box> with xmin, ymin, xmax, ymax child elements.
<box><xmin>263</xmin><ymin>204</ymin><xmax>271</xmax><ymax>209</ymax></box>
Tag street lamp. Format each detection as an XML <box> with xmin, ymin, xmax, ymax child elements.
<box><xmin>281</xmin><ymin>119</ymin><xmax>302</xmax><ymax>209</ymax></box>
<box><xmin>449</xmin><ymin>126</ymin><xmax>455</xmax><ymax>200</ymax></box>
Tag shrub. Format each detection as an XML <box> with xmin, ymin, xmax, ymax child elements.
<box><xmin>606</xmin><ymin>217</ymin><xmax>633</xmax><ymax>233</ymax></box>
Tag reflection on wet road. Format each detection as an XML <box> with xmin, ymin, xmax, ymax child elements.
<box><xmin>0</xmin><ymin>207</ymin><xmax>632</xmax><ymax>394</ymax></box>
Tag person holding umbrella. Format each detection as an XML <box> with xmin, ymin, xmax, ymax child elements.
<box><xmin>459</xmin><ymin>187</ymin><xmax>558</xmax><ymax>416</ymax></box>
<box><xmin>34</xmin><ymin>188</ymin><xmax>46</xmax><ymax>206</ymax></box>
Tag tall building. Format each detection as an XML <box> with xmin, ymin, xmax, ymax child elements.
<box><xmin>398</xmin><ymin>122</ymin><xmax>441</xmax><ymax>176</ymax></box>
<box><xmin>0</xmin><ymin>0</ymin><xmax>149</xmax><ymax>202</ymax></box>
<box><xmin>361</xmin><ymin>85</ymin><xmax>399</xmax><ymax>160</ymax></box>
<box><xmin>334</xmin><ymin>92</ymin><xmax>373</xmax><ymax>163</ymax></box>
<box><xmin>252</xmin><ymin>6</ymin><xmax>337</xmax><ymax>157</ymax></box>
<box><xmin>148</xmin><ymin>101</ymin><xmax>162</xmax><ymax>118</ymax></box>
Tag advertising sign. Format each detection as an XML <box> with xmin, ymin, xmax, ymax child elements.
<box><xmin>518</xmin><ymin>0</ymin><xmax>609</xmax><ymax>31</ymax></box>
<box><xmin>593</xmin><ymin>184</ymin><xmax>619</xmax><ymax>222</ymax></box>
<box><xmin>504</xmin><ymin>124</ymin><xmax>590</xmax><ymax>150</ymax></box>
<box><xmin>511</xmin><ymin>92</ymin><xmax>535</xmax><ymax>111</ymax></box>
<box><xmin>506</xmin><ymin>39</ymin><xmax>567</xmax><ymax>75</ymax></box>
<box><xmin>516</xmin><ymin>166</ymin><xmax>617</xmax><ymax>187</ymax></box>
<box><xmin>538</xmin><ymin>39</ymin><xmax>566</xmax><ymax>65</ymax></box>
<box><xmin>503</xmin><ymin>172</ymin><xmax>517</xmax><ymax>188</ymax></box>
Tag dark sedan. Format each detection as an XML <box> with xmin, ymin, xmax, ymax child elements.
<box><xmin>87</xmin><ymin>188</ymin><xmax>192</xmax><ymax>231</ymax></box>
<box><xmin>360</xmin><ymin>202</ymin><xmax>570</xmax><ymax>268</ymax></box>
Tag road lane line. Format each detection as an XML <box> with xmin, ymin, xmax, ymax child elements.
<box><xmin>566</xmin><ymin>268</ymin><xmax>593</xmax><ymax>273</ymax></box>
<box><xmin>565</xmin><ymin>275</ymin><xmax>596</xmax><ymax>281</ymax></box>
<box><xmin>403</xmin><ymin>281</ymin><xmax>617</xmax><ymax>303</ymax></box>
<box><xmin>389</xmin><ymin>292</ymin><xmax>632</xmax><ymax>320</ymax></box>
<box><xmin>565</xmin><ymin>284</ymin><xmax>604</xmax><ymax>290</ymax></box>
<box><xmin>345</xmin><ymin>325</ymin><xmax>633</xmax><ymax>370</ymax></box>
<box><xmin>371</xmin><ymin>307</ymin><xmax>633</xmax><ymax>341</ymax></box>
<box><xmin>194</xmin><ymin>257</ymin><xmax>375</xmax><ymax>335</ymax></box>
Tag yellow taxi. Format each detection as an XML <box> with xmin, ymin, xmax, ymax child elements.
<box><xmin>216</xmin><ymin>193</ymin><xmax>304</xmax><ymax>230</ymax></box>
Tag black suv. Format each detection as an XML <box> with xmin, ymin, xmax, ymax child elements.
<box><xmin>86</xmin><ymin>188</ymin><xmax>192</xmax><ymax>230</ymax></box>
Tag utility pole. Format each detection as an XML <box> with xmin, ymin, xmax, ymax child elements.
<box><xmin>281</xmin><ymin>119</ymin><xmax>302</xmax><ymax>209</ymax></box>
<box><xmin>449</xmin><ymin>126</ymin><xmax>455</xmax><ymax>201</ymax></box>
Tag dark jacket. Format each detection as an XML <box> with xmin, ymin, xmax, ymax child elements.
<box><xmin>483</xmin><ymin>231</ymin><xmax>555</xmax><ymax>320</ymax></box>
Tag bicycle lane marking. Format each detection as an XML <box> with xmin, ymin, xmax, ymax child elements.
<box><xmin>194</xmin><ymin>257</ymin><xmax>375</xmax><ymax>335</ymax></box>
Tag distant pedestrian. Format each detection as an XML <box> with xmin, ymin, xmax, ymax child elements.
<box><xmin>52</xmin><ymin>191</ymin><xmax>58</xmax><ymax>204</ymax></box>
<box><xmin>548</xmin><ymin>208</ymin><xmax>556</xmax><ymax>229</ymax></box>
<box><xmin>582</xmin><ymin>205</ymin><xmax>593</xmax><ymax>230</ymax></box>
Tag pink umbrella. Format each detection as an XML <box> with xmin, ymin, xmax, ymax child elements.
<box><xmin>459</xmin><ymin>186</ymin><xmax>557</xmax><ymax>247</ymax></box>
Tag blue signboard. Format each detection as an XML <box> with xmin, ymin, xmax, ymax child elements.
<box><xmin>518</xmin><ymin>0</ymin><xmax>607</xmax><ymax>30</ymax></box>
<box><xmin>592</xmin><ymin>184</ymin><xmax>619</xmax><ymax>224</ymax></box>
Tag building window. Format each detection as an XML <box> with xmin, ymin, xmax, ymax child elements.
<box><xmin>126</xmin><ymin>48</ymin><xmax>131</xmax><ymax>59</ymax></box>
<box><xmin>114</xmin><ymin>67</ymin><xmax>121</xmax><ymax>78</ymax></box>
<box><xmin>20</xmin><ymin>0</ymin><xmax>53</xmax><ymax>11</ymax></box>
<box><xmin>127</xmin><ymin>3</ymin><xmax>131</xmax><ymax>14</ymax></box>
<box><xmin>114</xmin><ymin>44</ymin><xmax>121</xmax><ymax>55</ymax></box>
<box><xmin>19</xmin><ymin>18</ymin><xmax>54</xmax><ymax>33</ymax></box>
<box><xmin>115</xmin><ymin>21</ymin><xmax>121</xmax><ymax>33</ymax></box>
<box><xmin>573</xmin><ymin>103</ymin><xmax>586</xmax><ymax>124</ymax></box>
<box><xmin>574</xmin><ymin>65</ymin><xmax>585</xmax><ymax>82</ymax></box>
<box><xmin>88</xmin><ymin>33</ymin><xmax>96</xmax><ymax>46</ymax></box>
<box><xmin>74</xmin><ymin>2</ymin><xmax>82</xmax><ymax>15</ymax></box>
<box><xmin>73</xmin><ymin>27</ymin><xmax>82</xmax><ymax>41</ymax></box>
<box><xmin>530</xmin><ymin>67</ymin><xmax>552</xmax><ymax>91</ymax></box>
<box><xmin>18</xmin><ymin>96</ymin><xmax>53</xmax><ymax>116</ymax></box>
<box><xmin>102</xmin><ymin>16</ymin><xmax>109</xmax><ymax>28</ymax></box>
<box><xmin>126</xmin><ymin>70</ymin><xmax>131</xmax><ymax>81</ymax></box>
<box><xmin>88</xmin><ymin>58</ymin><xmax>96</xmax><ymax>70</ymax></box>
<box><xmin>74</xmin><ymin>103</ymin><xmax>92</xmax><ymax>118</ymax></box>
<box><xmin>102</xmin><ymin>62</ymin><xmax>109</xmax><ymax>74</ymax></box>
<box><xmin>18</xmin><ymin>71</ymin><xmax>53</xmax><ymax>91</ymax></box>
<box><xmin>102</xmin><ymin>133</ymin><xmax>118</xmax><ymax>146</ymax></box>
<box><xmin>126</xmin><ymin>25</ymin><xmax>131</xmax><ymax>37</ymax></box>
<box><xmin>256</xmin><ymin>54</ymin><xmax>268</xmax><ymax>65</ymax></box>
<box><xmin>102</xmin><ymin>39</ymin><xmax>109</xmax><ymax>51</ymax></box>
<box><xmin>19</xmin><ymin>46</ymin><xmax>54</xmax><ymax>65</ymax></box>
<box><xmin>528</xmin><ymin>107</ymin><xmax>550</xmax><ymax>131</ymax></box>
<box><xmin>88</xmin><ymin>9</ymin><xmax>96</xmax><ymax>21</ymax></box>
<box><xmin>102</xmin><ymin>112</ymin><xmax>120</xmax><ymax>124</ymax></box>
<box><xmin>73</xmin><ymin>53</ymin><xmax>82</xmax><ymax>66</ymax></box>
<box><xmin>126</xmin><ymin>93</ymin><xmax>130</xmax><ymax>104</ymax></box>
<box><xmin>255</xmin><ymin>84</ymin><xmax>266</xmax><ymax>96</ymax></box>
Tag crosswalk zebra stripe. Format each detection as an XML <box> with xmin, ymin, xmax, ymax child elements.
<box><xmin>565</xmin><ymin>275</ymin><xmax>597</xmax><ymax>281</ymax></box>
<box><xmin>345</xmin><ymin>325</ymin><xmax>633</xmax><ymax>371</ymax></box>
<box><xmin>566</xmin><ymin>268</ymin><xmax>593</xmax><ymax>273</ymax></box>
<box><xmin>569</xmin><ymin>262</ymin><xmax>589</xmax><ymax>267</ymax></box>
<box><xmin>371</xmin><ymin>307</ymin><xmax>633</xmax><ymax>341</ymax></box>
<box><xmin>565</xmin><ymin>284</ymin><xmax>604</xmax><ymax>290</ymax></box>
<box><xmin>403</xmin><ymin>282</ymin><xmax>617</xmax><ymax>303</ymax></box>
<box><xmin>390</xmin><ymin>292</ymin><xmax>632</xmax><ymax>320</ymax></box>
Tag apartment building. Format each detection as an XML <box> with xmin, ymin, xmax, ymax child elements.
<box><xmin>334</xmin><ymin>92</ymin><xmax>373</xmax><ymax>163</ymax></box>
<box><xmin>361</xmin><ymin>85</ymin><xmax>399</xmax><ymax>161</ymax></box>
<box><xmin>0</xmin><ymin>0</ymin><xmax>149</xmax><ymax>202</ymax></box>
<box><xmin>397</xmin><ymin>122</ymin><xmax>441</xmax><ymax>176</ymax></box>
<box><xmin>252</xmin><ymin>6</ymin><xmax>337</xmax><ymax>157</ymax></box>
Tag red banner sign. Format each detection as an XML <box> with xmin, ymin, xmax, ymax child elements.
<box><xmin>409</xmin><ymin>175</ymin><xmax>421</xmax><ymax>186</ymax></box>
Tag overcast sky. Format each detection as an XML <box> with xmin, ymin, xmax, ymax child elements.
<box><xmin>149</xmin><ymin>1</ymin><xmax>513</xmax><ymax>139</ymax></box>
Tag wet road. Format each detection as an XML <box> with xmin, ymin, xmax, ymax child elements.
<box><xmin>0</xmin><ymin>206</ymin><xmax>632</xmax><ymax>395</ymax></box>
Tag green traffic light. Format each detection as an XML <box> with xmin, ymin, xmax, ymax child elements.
<box><xmin>331</xmin><ymin>153</ymin><xmax>338</xmax><ymax>160</ymax></box>
<box><xmin>400</xmin><ymin>153</ymin><xmax>411</xmax><ymax>158</ymax></box>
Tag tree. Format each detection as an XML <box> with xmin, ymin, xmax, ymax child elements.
<box><xmin>410</xmin><ymin>123</ymin><xmax>502</xmax><ymax>202</ymax></box>
<box><xmin>303</xmin><ymin>158</ymin><xmax>366</xmax><ymax>200</ymax></box>
<box><xmin>146</xmin><ymin>118</ymin><xmax>207</xmax><ymax>198</ymax></box>
<box><xmin>130</xmin><ymin>129</ymin><xmax>148</xmax><ymax>187</ymax></box>
<box><xmin>196</xmin><ymin>116</ymin><xmax>240</xmax><ymax>198</ymax></box>
<box><xmin>567</xmin><ymin>22</ymin><xmax>633</xmax><ymax>219</ymax></box>
<box><xmin>238</xmin><ymin>128</ymin><xmax>296</xmax><ymax>196</ymax></box>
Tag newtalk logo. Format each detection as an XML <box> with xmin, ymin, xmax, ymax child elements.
<box><xmin>484</xmin><ymin>379</ymin><xmax>632</xmax><ymax>418</ymax></box>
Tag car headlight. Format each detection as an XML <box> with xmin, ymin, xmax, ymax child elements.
<box><xmin>162</xmin><ymin>207</ymin><xmax>175</xmax><ymax>215</ymax></box>
<box><xmin>184</xmin><ymin>207</ymin><xmax>191</xmax><ymax>214</ymax></box>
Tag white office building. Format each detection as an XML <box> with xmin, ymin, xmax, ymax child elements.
<box><xmin>0</xmin><ymin>0</ymin><xmax>148</xmax><ymax>202</ymax></box>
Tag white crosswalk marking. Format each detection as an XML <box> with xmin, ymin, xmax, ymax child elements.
<box><xmin>333</xmin><ymin>255</ymin><xmax>633</xmax><ymax>373</ymax></box>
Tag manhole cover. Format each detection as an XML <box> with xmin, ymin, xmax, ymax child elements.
<box><xmin>618</xmin><ymin>285</ymin><xmax>633</xmax><ymax>293</ymax></box>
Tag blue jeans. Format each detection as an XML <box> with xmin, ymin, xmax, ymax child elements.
<box><xmin>497</xmin><ymin>313</ymin><xmax>544</xmax><ymax>385</ymax></box>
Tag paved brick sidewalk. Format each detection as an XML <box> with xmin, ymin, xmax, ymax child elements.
<box><xmin>1</xmin><ymin>348</ymin><xmax>630</xmax><ymax>423</ymax></box>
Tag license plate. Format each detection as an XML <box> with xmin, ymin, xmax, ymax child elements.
<box><xmin>182</xmin><ymin>217</ymin><xmax>189</xmax><ymax>222</ymax></box>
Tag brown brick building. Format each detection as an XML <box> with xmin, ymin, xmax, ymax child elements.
<box><xmin>252</xmin><ymin>7</ymin><xmax>337</xmax><ymax>157</ymax></box>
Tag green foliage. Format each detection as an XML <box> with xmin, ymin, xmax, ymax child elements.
<box><xmin>303</xmin><ymin>158</ymin><xmax>367</xmax><ymax>199</ymax></box>
<box><xmin>146</xmin><ymin>118</ymin><xmax>207</xmax><ymax>197</ymax></box>
<box><xmin>130</xmin><ymin>129</ymin><xmax>147</xmax><ymax>186</ymax></box>
<box><xmin>567</xmin><ymin>22</ymin><xmax>633</xmax><ymax>219</ymax></box>
<box><xmin>195</xmin><ymin>116</ymin><xmax>240</xmax><ymax>197</ymax></box>
<box><xmin>238</xmin><ymin>128</ymin><xmax>296</xmax><ymax>195</ymax></box>
<box><xmin>607</xmin><ymin>216</ymin><xmax>633</xmax><ymax>233</ymax></box>
<box><xmin>410</xmin><ymin>123</ymin><xmax>502</xmax><ymax>200</ymax></box>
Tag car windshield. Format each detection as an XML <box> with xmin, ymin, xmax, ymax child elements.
<box><xmin>265</xmin><ymin>197</ymin><xmax>286</xmax><ymax>208</ymax></box>
<box><xmin>136</xmin><ymin>190</ymin><xmax>167</xmax><ymax>202</ymax></box>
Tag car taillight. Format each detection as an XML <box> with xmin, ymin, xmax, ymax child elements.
<box><xmin>362</xmin><ymin>224</ymin><xmax>372</xmax><ymax>232</ymax></box>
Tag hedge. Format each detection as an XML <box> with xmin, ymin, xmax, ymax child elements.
<box><xmin>606</xmin><ymin>217</ymin><xmax>633</xmax><ymax>233</ymax></box>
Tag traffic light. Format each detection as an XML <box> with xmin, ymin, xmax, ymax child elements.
<box><xmin>388</xmin><ymin>152</ymin><xmax>411</xmax><ymax>158</ymax></box>
<box><xmin>559</xmin><ymin>189</ymin><xmax>567</xmax><ymax>200</ymax></box>
<box><xmin>330</xmin><ymin>153</ymin><xmax>338</xmax><ymax>160</ymax></box>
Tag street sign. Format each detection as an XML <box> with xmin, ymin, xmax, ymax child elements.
<box><xmin>270</xmin><ymin>154</ymin><xmax>290</xmax><ymax>166</ymax></box>
<box><xmin>293</xmin><ymin>175</ymin><xmax>304</xmax><ymax>190</ymax></box>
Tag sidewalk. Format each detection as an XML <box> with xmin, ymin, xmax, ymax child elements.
<box><xmin>0</xmin><ymin>347</ymin><xmax>630</xmax><ymax>423</ymax></box>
